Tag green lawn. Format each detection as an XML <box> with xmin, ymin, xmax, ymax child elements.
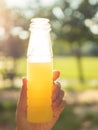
<box><xmin>53</xmin><ymin>57</ymin><xmax>98</xmax><ymax>91</ymax></box>
<box><xmin>0</xmin><ymin>57</ymin><xmax>98</xmax><ymax>130</ymax></box>
<box><xmin>17</xmin><ymin>57</ymin><xmax>98</xmax><ymax>79</ymax></box>
<box><xmin>0</xmin><ymin>101</ymin><xmax>98</xmax><ymax>130</ymax></box>
<box><xmin>16</xmin><ymin>57</ymin><xmax>98</xmax><ymax>91</ymax></box>
<box><xmin>53</xmin><ymin>57</ymin><xmax>98</xmax><ymax>79</ymax></box>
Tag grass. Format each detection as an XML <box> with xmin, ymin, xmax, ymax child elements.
<box><xmin>53</xmin><ymin>57</ymin><xmax>98</xmax><ymax>79</ymax></box>
<box><xmin>15</xmin><ymin>56</ymin><xmax>98</xmax><ymax>91</ymax></box>
<box><xmin>0</xmin><ymin>56</ymin><xmax>98</xmax><ymax>130</ymax></box>
<box><xmin>0</xmin><ymin>101</ymin><xmax>16</xmax><ymax>130</ymax></box>
<box><xmin>1</xmin><ymin>56</ymin><xmax>98</xmax><ymax>90</ymax></box>
<box><xmin>16</xmin><ymin>56</ymin><xmax>98</xmax><ymax>79</ymax></box>
<box><xmin>16</xmin><ymin>57</ymin><xmax>26</xmax><ymax>77</ymax></box>
<box><xmin>53</xmin><ymin>105</ymin><xmax>81</xmax><ymax>130</ymax></box>
<box><xmin>0</xmin><ymin>101</ymin><xmax>98</xmax><ymax>130</ymax></box>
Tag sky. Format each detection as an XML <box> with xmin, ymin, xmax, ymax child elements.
<box><xmin>6</xmin><ymin>0</ymin><xmax>57</xmax><ymax>8</ymax></box>
<box><xmin>6</xmin><ymin>0</ymin><xmax>84</xmax><ymax>9</ymax></box>
<box><xmin>3</xmin><ymin>0</ymin><xmax>98</xmax><ymax>35</ymax></box>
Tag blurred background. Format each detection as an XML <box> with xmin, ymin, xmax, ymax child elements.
<box><xmin>0</xmin><ymin>0</ymin><xmax>98</xmax><ymax>130</ymax></box>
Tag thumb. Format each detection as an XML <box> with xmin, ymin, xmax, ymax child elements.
<box><xmin>17</xmin><ymin>78</ymin><xmax>27</xmax><ymax>112</ymax></box>
<box><xmin>53</xmin><ymin>70</ymin><xmax>60</xmax><ymax>81</ymax></box>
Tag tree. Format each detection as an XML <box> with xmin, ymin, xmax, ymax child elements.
<box><xmin>48</xmin><ymin>0</ymin><xmax>98</xmax><ymax>82</ymax></box>
<box><xmin>22</xmin><ymin>0</ymin><xmax>98</xmax><ymax>82</ymax></box>
<box><xmin>1</xmin><ymin>0</ymin><xmax>98</xmax><ymax>83</ymax></box>
<box><xmin>0</xmin><ymin>1</ymin><xmax>28</xmax><ymax>87</ymax></box>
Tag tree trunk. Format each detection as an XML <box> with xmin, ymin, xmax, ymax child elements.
<box><xmin>75</xmin><ymin>47</ymin><xmax>84</xmax><ymax>82</ymax></box>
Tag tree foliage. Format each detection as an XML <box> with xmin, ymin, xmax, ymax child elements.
<box><xmin>49</xmin><ymin>0</ymin><xmax>98</xmax><ymax>44</ymax></box>
<box><xmin>0</xmin><ymin>0</ymin><xmax>98</xmax><ymax>58</ymax></box>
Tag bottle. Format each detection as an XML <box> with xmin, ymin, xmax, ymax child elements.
<box><xmin>27</xmin><ymin>18</ymin><xmax>53</xmax><ymax>123</ymax></box>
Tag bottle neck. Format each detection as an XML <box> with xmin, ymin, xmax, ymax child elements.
<box><xmin>27</xmin><ymin>18</ymin><xmax>53</xmax><ymax>62</ymax></box>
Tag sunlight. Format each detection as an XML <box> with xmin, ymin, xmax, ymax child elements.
<box><xmin>6</xmin><ymin>0</ymin><xmax>27</xmax><ymax>8</ymax></box>
<box><xmin>89</xmin><ymin>0</ymin><xmax>98</xmax><ymax>5</ymax></box>
<box><xmin>19</xmin><ymin>30</ymin><xmax>29</xmax><ymax>40</ymax></box>
<box><xmin>84</xmin><ymin>18</ymin><xmax>98</xmax><ymax>34</ymax></box>
<box><xmin>53</xmin><ymin>7</ymin><xmax>64</xmax><ymax>19</ymax></box>
<box><xmin>84</xmin><ymin>19</ymin><xmax>93</xmax><ymax>27</ymax></box>
<box><xmin>90</xmin><ymin>24</ymin><xmax>98</xmax><ymax>34</ymax></box>
<box><xmin>10</xmin><ymin>27</ymin><xmax>29</xmax><ymax>40</ymax></box>
<box><xmin>6</xmin><ymin>0</ymin><xmax>57</xmax><ymax>7</ymax></box>
<box><xmin>41</xmin><ymin>0</ymin><xmax>57</xmax><ymax>6</ymax></box>
<box><xmin>0</xmin><ymin>27</ymin><xmax>5</xmax><ymax>39</ymax></box>
<box><xmin>66</xmin><ymin>0</ymin><xmax>83</xmax><ymax>9</ymax></box>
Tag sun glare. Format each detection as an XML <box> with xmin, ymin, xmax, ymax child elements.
<box><xmin>6</xmin><ymin>0</ymin><xmax>27</xmax><ymax>8</ymax></box>
<box><xmin>0</xmin><ymin>27</ymin><xmax>5</xmax><ymax>39</ymax></box>
<box><xmin>6</xmin><ymin>0</ymin><xmax>57</xmax><ymax>8</ymax></box>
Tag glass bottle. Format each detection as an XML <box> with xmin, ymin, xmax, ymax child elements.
<box><xmin>27</xmin><ymin>18</ymin><xmax>53</xmax><ymax>123</ymax></box>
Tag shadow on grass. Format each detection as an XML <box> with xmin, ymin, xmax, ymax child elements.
<box><xmin>0</xmin><ymin>92</ymin><xmax>98</xmax><ymax>130</ymax></box>
<box><xmin>0</xmin><ymin>101</ymin><xmax>16</xmax><ymax>130</ymax></box>
<box><xmin>0</xmin><ymin>101</ymin><xmax>82</xmax><ymax>130</ymax></box>
<box><xmin>53</xmin><ymin>105</ymin><xmax>81</xmax><ymax>130</ymax></box>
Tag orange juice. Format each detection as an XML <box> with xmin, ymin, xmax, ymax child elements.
<box><xmin>27</xmin><ymin>61</ymin><xmax>53</xmax><ymax>122</ymax></box>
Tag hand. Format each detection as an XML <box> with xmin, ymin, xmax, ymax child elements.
<box><xmin>16</xmin><ymin>71</ymin><xmax>66</xmax><ymax>130</ymax></box>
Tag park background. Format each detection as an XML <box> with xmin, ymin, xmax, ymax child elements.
<box><xmin>0</xmin><ymin>0</ymin><xmax>98</xmax><ymax>130</ymax></box>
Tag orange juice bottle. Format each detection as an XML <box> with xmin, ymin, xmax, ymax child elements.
<box><xmin>27</xmin><ymin>18</ymin><xmax>53</xmax><ymax>123</ymax></box>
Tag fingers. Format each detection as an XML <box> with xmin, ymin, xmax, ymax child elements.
<box><xmin>52</xmin><ymin>70</ymin><xmax>60</xmax><ymax>93</ymax></box>
<box><xmin>20</xmin><ymin>78</ymin><xmax>27</xmax><ymax>103</ymax></box>
<box><xmin>52</xmin><ymin>81</ymin><xmax>66</xmax><ymax>118</ymax></box>
<box><xmin>52</xmin><ymin>90</ymin><xmax>64</xmax><ymax>108</ymax></box>
<box><xmin>54</xmin><ymin>100</ymin><xmax>66</xmax><ymax>117</ymax></box>
<box><xmin>52</xmin><ymin>82</ymin><xmax>61</xmax><ymax>102</ymax></box>
<box><xmin>53</xmin><ymin>70</ymin><xmax>60</xmax><ymax>81</ymax></box>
